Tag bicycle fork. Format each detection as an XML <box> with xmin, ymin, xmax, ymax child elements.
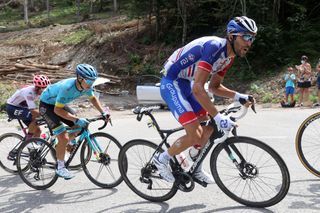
<box><xmin>223</xmin><ymin>143</ymin><xmax>258</xmax><ymax>180</ymax></box>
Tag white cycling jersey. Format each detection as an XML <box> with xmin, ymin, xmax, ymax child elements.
<box><xmin>7</xmin><ymin>85</ymin><xmax>38</xmax><ymax>109</ymax></box>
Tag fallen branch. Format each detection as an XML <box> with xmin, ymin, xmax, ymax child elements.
<box><xmin>7</xmin><ymin>54</ymin><xmax>41</xmax><ymax>61</ymax></box>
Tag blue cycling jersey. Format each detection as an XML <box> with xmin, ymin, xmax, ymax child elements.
<box><xmin>40</xmin><ymin>78</ymin><xmax>94</xmax><ymax>107</ymax></box>
<box><xmin>161</xmin><ymin>36</ymin><xmax>234</xmax><ymax>126</ymax></box>
<box><xmin>162</xmin><ymin>36</ymin><xmax>234</xmax><ymax>81</ymax></box>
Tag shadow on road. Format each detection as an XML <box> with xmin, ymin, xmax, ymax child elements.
<box><xmin>0</xmin><ymin>173</ymin><xmax>119</xmax><ymax>213</ymax></box>
<box><xmin>287</xmin><ymin>178</ymin><xmax>320</xmax><ymax>211</ymax></box>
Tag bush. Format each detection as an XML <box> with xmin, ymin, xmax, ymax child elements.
<box><xmin>0</xmin><ymin>83</ymin><xmax>16</xmax><ymax>112</ymax></box>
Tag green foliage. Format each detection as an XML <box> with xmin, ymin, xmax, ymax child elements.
<box><xmin>261</xmin><ymin>92</ymin><xmax>273</xmax><ymax>103</ymax></box>
<box><xmin>62</xmin><ymin>28</ymin><xmax>92</xmax><ymax>45</ymax></box>
<box><xmin>0</xmin><ymin>83</ymin><xmax>16</xmax><ymax>112</ymax></box>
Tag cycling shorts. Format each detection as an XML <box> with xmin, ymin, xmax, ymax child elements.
<box><xmin>6</xmin><ymin>104</ymin><xmax>32</xmax><ymax>126</ymax></box>
<box><xmin>39</xmin><ymin>101</ymin><xmax>76</xmax><ymax>135</ymax></box>
<box><xmin>160</xmin><ymin>77</ymin><xmax>207</xmax><ymax>126</ymax></box>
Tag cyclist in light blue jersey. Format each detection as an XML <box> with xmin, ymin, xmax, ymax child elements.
<box><xmin>153</xmin><ymin>16</ymin><xmax>257</xmax><ymax>183</ymax></box>
<box><xmin>39</xmin><ymin>64</ymin><xmax>110</xmax><ymax>179</ymax></box>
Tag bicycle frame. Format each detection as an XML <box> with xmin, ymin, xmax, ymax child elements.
<box><xmin>139</xmin><ymin>108</ymin><xmax>222</xmax><ymax>177</ymax></box>
<box><xmin>134</xmin><ymin>104</ymin><xmax>251</xmax><ymax>182</ymax></box>
<box><xmin>64</xmin><ymin>127</ymin><xmax>104</xmax><ymax>168</ymax></box>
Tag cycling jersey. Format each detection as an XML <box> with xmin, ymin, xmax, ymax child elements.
<box><xmin>162</xmin><ymin>36</ymin><xmax>234</xmax><ymax>81</ymax></box>
<box><xmin>7</xmin><ymin>85</ymin><xmax>38</xmax><ymax>109</ymax></box>
<box><xmin>40</xmin><ymin>78</ymin><xmax>94</xmax><ymax>107</ymax></box>
<box><xmin>161</xmin><ymin>36</ymin><xmax>234</xmax><ymax>126</ymax></box>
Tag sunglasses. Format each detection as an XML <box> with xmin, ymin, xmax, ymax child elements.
<box><xmin>233</xmin><ymin>34</ymin><xmax>256</xmax><ymax>42</ymax></box>
<box><xmin>82</xmin><ymin>78</ymin><xmax>95</xmax><ymax>86</ymax></box>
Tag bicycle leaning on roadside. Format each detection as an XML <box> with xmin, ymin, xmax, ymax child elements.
<box><xmin>296</xmin><ymin>111</ymin><xmax>320</xmax><ymax>177</ymax></box>
<box><xmin>15</xmin><ymin>115</ymin><xmax>123</xmax><ymax>190</ymax></box>
<box><xmin>118</xmin><ymin>102</ymin><xmax>290</xmax><ymax>208</ymax></box>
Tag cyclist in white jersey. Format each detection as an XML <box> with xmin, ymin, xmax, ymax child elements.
<box><xmin>153</xmin><ymin>16</ymin><xmax>257</xmax><ymax>183</ymax></box>
<box><xmin>6</xmin><ymin>75</ymin><xmax>50</xmax><ymax>138</ymax></box>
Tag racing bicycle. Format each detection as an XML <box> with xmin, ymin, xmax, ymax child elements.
<box><xmin>0</xmin><ymin>117</ymin><xmax>83</xmax><ymax>173</ymax></box>
<box><xmin>15</xmin><ymin>115</ymin><xmax>123</xmax><ymax>190</ymax></box>
<box><xmin>296</xmin><ymin>112</ymin><xmax>320</xmax><ymax>177</ymax></box>
<box><xmin>118</xmin><ymin>102</ymin><xmax>290</xmax><ymax>208</ymax></box>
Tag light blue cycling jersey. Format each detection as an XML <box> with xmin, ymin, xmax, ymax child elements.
<box><xmin>40</xmin><ymin>78</ymin><xmax>94</xmax><ymax>107</ymax></box>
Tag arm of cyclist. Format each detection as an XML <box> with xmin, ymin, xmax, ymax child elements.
<box><xmin>89</xmin><ymin>96</ymin><xmax>110</xmax><ymax>121</ymax></box>
<box><xmin>193</xmin><ymin>70</ymin><xmax>235</xmax><ymax>131</ymax></box>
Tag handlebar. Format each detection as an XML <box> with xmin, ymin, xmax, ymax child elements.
<box><xmin>87</xmin><ymin>114</ymin><xmax>111</xmax><ymax>130</ymax></box>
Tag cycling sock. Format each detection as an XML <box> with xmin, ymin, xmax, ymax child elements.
<box><xmin>159</xmin><ymin>150</ymin><xmax>171</xmax><ymax>163</ymax></box>
<box><xmin>57</xmin><ymin>160</ymin><xmax>65</xmax><ymax>170</ymax></box>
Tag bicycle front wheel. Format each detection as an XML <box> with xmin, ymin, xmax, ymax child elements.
<box><xmin>210</xmin><ymin>136</ymin><xmax>290</xmax><ymax>208</ymax></box>
<box><xmin>118</xmin><ymin>139</ymin><xmax>177</xmax><ymax>202</ymax></box>
<box><xmin>16</xmin><ymin>137</ymin><xmax>58</xmax><ymax>190</ymax></box>
<box><xmin>81</xmin><ymin>132</ymin><xmax>123</xmax><ymax>188</ymax></box>
<box><xmin>0</xmin><ymin>133</ymin><xmax>24</xmax><ymax>173</ymax></box>
<box><xmin>296</xmin><ymin>112</ymin><xmax>320</xmax><ymax>177</ymax></box>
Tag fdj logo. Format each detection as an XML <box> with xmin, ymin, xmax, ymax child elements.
<box><xmin>180</xmin><ymin>58</ymin><xmax>188</xmax><ymax>66</ymax></box>
<box><xmin>14</xmin><ymin>110</ymin><xmax>23</xmax><ymax>116</ymax></box>
<box><xmin>220</xmin><ymin>119</ymin><xmax>228</xmax><ymax>128</ymax></box>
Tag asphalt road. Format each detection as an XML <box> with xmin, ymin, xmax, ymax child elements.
<box><xmin>0</xmin><ymin>106</ymin><xmax>320</xmax><ymax>213</ymax></box>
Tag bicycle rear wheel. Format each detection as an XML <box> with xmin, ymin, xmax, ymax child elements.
<box><xmin>296</xmin><ymin>112</ymin><xmax>320</xmax><ymax>177</ymax></box>
<box><xmin>210</xmin><ymin>136</ymin><xmax>290</xmax><ymax>208</ymax></box>
<box><xmin>81</xmin><ymin>132</ymin><xmax>123</xmax><ymax>188</ymax></box>
<box><xmin>118</xmin><ymin>139</ymin><xmax>177</xmax><ymax>202</ymax></box>
<box><xmin>0</xmin><ymin>133</ymin><xmax>24</xmax><ymax>173</ymax></box>
<box><xmin>16</xmin><ymin>137</ymin><xmax>58</xmax><ymax>190</ymax></box>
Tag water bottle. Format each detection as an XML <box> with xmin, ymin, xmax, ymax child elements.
<box><xmin>189</xmin><ymin>146</ymin><xmax>201</xmax><ymax>162</ymax></box>
<box><xmin>40</xmin><ymin>131</ymin><xmax>50</xmax><ymax>141</ymax></box>
<box><xmin>176</xmin><ymin>152</ymin><xmax>190</xmax><ymax>170</ymax></box>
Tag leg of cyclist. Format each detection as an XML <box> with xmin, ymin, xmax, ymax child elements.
<box><xmin>153</xmin><ymin>78</ymin><xmax>214</xmax><ymax>183</ymax></box>
<box><xmin>39</xmin><ymin>102</ymin><xmax>75</xmax><ymax>179</ymax></box>
<box><xmin>27</xmin><ymin>109</ymin><xmax>43</xmax><ymax>137</ymax></box>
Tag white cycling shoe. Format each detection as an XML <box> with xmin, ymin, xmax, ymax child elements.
<box><xmin>56</xmin><ymin>167</ymin><xmax>75</xmax><ymax>180</ymax></box>
<box><xmin>152</xmin><ymin>153</ymin><xmax>175</xmax><ymax>183</ymax></box>
<box><xmin>193</xmin><ymin>167</ymin><xmax>214</xmax><ymax>184</ymax></box>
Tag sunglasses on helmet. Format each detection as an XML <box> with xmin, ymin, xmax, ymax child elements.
<box><xmin>233</xmin><ymin>33</ymin><xmax>256</xmax><ymax>42</ymax></box>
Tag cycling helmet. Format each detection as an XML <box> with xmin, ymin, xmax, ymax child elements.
<box><xmin>33</xmin><ymin>75</ymin><xmax>50</xmax><ymax>88</ymax></box>
<box><xmin>76</xmin><ymin>64</ymin><xmax>98</xmax><ymax>80</ymax></box>
<box><xmin>227</xmin><ymin>16</ymin><xmax>258</xmax><ymax>34</ymax></box>
<box><xmin>301</xmin><ymin>55</ymin><xmax>308</xmax><ymax>61</ymax></box>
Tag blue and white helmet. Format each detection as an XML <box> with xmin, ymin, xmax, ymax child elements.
<box><xmin>227</xmin><ymin>16</ymin><xmax>258</xmax><ymax>34</ymax></box>
<box><xmin>76</xmin><ymin>64</ymin><xmax>98</xmax><ymax>80</ymax></box>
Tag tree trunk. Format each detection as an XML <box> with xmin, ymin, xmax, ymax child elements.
<box><xmin>24</xmin><ymin>0</ymin><xmax>29</xmax><ymax>25</ymax></box>
<box><xmin>177</xmin><ymin>0</ymin><xmax>187</xmax><ymax>45</ymax></box>
<box><xmin>76</xmin><ymin>0</ymin><xmax>80</xmax><ymax>19</ymax></box>
<box><xmin>240</xmin><ymin>0</ymin><xmax>246</xmax><ymax>16</ymax></box>
<box><xmin>113</xmin><ymin>0</ymin><xmax>118</xmax><ymax>12</ymax></box>
<box><xmin>154</xmin><ymin>0</ymin><xmax>160</xmax><ymax>41</ymax></box>
<box><xmin>46</xmin><ymin>0</ymin><xmax>50</xmax><ymax>19</ymax></box>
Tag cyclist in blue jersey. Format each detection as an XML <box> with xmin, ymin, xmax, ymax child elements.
<box><xmin>153</xmin><ymin>16</ymin><xmax>257</xmax><ymax>183</ymax></box>
<box><xmin>39</xmin><ymin>64</ymin><xmax>110</xmax><ymax>179</ymax></box>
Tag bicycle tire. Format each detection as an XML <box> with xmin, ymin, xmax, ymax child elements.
<box><xmin>210</xmin><ymin>136</ymin><xmax>290</xmax><ymax>208</ymax></box>
<box><xmin>119</xmin><ymin>139</ymin><xmax>178</xmax><ymax>202</ymax></box>
<box><xmin>16</xmin><ymin>137</ymin><xmax>58</xmax><ymax>190</ymax></box>
<box><xmin>81</xmin><ymin>132</ymin><xmax>123</xmax><ymax>188</ymax></box>
<box><xmin>296</xmin><ymin>112</ymin><xmax>320</xmax><ymax>177</ymax></box>
<box><xmin>0</xmin><ymin>133</ymin><xmax>24</xmax><ymax>173</ymax></box>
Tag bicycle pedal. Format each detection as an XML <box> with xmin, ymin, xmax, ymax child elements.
<box><xmin>193</xmin><ymin>177</ymin><xmax>208</xmax><ymax>188</ymax></box>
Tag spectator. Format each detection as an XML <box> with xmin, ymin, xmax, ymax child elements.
<box><xmin>296</xmin><ymin>55</ymin><xmax>312</xmax><ymax>107</ymax></box>
<box><xmin>284</xmin><ymin>66</ymin><xmax>296</xmax><ymax>105</ymax></box>
<box><xmin>314</xmin><ymin>58</ymin><xmax>320</xmax><ymax>107</ymax></box>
